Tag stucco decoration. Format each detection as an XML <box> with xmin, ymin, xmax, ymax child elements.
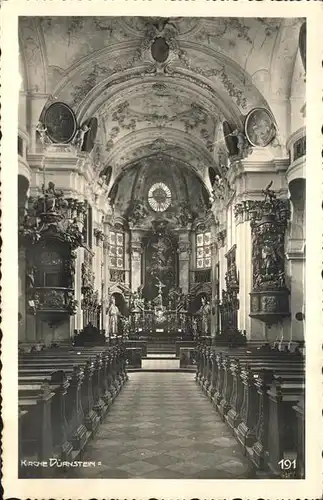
<box><xmin>19</xmin><ymin>17</ymin><xmax>47</xmax><ymax>93</ymax></box>
<box><xmin>269</xmin><ymin>18</ymin><xmax>304</xmax><ymax>100</ymax></box>
<box><xmin>18</xmin><ymin>16</ymin><xmax>299</xmax><ymax>197</ymax></box>
<box><xmin>100</xmin><ymin>96</ymin><xmax>216</xmax><ymax>153</ymax></box>
<box><xmin>131</xmin><ymin>18</ymin><xmax>191</xmax><ymax>76</ymax></box>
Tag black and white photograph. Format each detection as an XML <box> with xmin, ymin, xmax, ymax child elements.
<box><xmin>2</xmin><ymin>4</ymin><xmax>321</xmax><ymax>496</ymax></box>
<box><xmin>15</xmin><ymin>14</ymin><xmax>307</xmax><ymax>481</ymax></box>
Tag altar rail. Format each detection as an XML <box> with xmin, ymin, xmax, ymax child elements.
<box><xmin>195</xmin><ymin>344</ymin><xmax>305</xmax><ymax>478</ymax></box>
<box><xmin>18</xmin><ymin>344</ymin><xmax>128</xmax><ymax>477</ymax></box>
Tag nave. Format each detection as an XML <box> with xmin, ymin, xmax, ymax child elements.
<box><xmin>17</xmin><ymin>16</ymin><xmax>306</xmax><ymax>484</ymax></box>
<box><xmin>70</xmin><ymin>372</ymin><xmax>253</xmax><ymax>479</ymax></box>
<box><xmin>18</xmin><ymin>339</ymin><xmax>304</xmax><ymax>480</ymax></box>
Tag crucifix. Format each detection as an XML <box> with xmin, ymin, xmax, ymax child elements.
<box><xmin>155</xmin><ymin>276</ymin><xmax>166</xmax><ymax>295</ymax></box>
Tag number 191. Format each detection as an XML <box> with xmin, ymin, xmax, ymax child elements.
<box><xmin>278</xmin><ymin>459</ymin><xmax>297</xmax><ymax>470</ymax></box>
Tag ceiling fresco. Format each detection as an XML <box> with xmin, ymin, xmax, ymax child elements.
<box><xmin>19</xmin><ymin>16</ymin><xmax>304</xmax><ymax>191</ymax></box>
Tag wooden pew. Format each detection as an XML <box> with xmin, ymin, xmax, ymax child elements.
<box><xmin>18</xmin><ymin>343</ymin><xmax>128</xmax><ymax>469</ymax></box>
<box><xmin>195</xmin><ymin>344</ymin><xmax>305</xmax><ymax>476</ymax></box>
<box><xmin>19</xmin><ymin>381</ymin><xmax>55</xmax><ymax>473</ymax></box>
<box><xmin>19</xmin><ymin>369</ymin><xmax>74</xmax><ymax>461</ymax></box>
<box><xmin>19</xmin><ymin>364</ymin><xmax>89</xmax><ymax>455</ymax></box>
<box><xmin>19</xmin><ymin>356</ymin><xmax>101</xmax><ymax>433</ymax></box>
<box><xmin>265</xmin><ymin>376</ymin><xmax>305</xmax><ymax>477</ymax></box>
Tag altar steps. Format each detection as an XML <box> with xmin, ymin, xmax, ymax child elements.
<box><xmin>146</xmin><ymin>343</ymin><xmax>176</xmax><ymax>355</ymax></box>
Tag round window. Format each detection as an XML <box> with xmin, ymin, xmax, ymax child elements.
<box><xmin>148</xmin><ymin>182</ymin><xmax>171</xmax><ymax>212</ymax></box>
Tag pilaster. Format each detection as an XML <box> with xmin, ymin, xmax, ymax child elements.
<box><xmin>177</xmin><ymin>231</ymin><xmax>191</xmax><ymax>294</ymax></box>
<box><xmin>130</xmin><ymin>230</ymin><xmax>143</xmax><ymax>292</ymax></box>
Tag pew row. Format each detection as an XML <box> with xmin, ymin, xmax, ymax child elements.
<box><xmin>195</xmin><ymin>344</ymin><xmax>305</xmax><ymax>478</ymax></box>
<box><xmin>18</xmin><ymin>344</ymin><xmax>128</xmax><ymax>477</ymax></box>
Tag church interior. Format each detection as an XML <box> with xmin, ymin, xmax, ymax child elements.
<box><xmin>18</xmin><ymin>17</ymin><xmax>306</xmax><ymax>479</ymax></box>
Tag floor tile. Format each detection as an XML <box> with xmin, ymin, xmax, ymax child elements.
<box><xmin>71</xmin><ymin>372</ymin><xmax>257</xmax><ymax>479</ymax></box>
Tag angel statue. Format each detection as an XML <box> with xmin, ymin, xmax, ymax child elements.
<box><xmin>73</xmin><ymin>123</ymin><xmax>90</xmax><ymax>150</ymax></box>
<box><xmin>231</xmin><ymin>129</ymin><xmax>251</xmax><ymax>158</ymax></box>
<box><xmin>36</xmin><ymin>121</ymin><xmax>51</xmax><ymax>146</ymax></box>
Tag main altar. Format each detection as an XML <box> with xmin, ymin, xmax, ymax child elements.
<box><xmin>128</xmin><ymin>279</ymin><xmax>194</xmax><ymax>338</ymax></box>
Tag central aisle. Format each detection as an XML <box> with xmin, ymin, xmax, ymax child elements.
<box><xmin>73</xmin><ymin>372</ymin><xmax>255</xmax><ymax>479</ymax></box>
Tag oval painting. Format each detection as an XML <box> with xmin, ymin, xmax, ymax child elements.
<box><xmin>151</xmin><ymin>37</ymin><xmax>170</xmax><ymax>63</ymax></box>
<box><xmin>44</xmin><ymin>102</ymin><xmax>77</xmax><ymax>144</ymax></box>
<box><xmin>82</xmin><ymin>117</ymin><xmax>98</xmax><ymax>152</ymax></box>
<box><xmin>222</xmin><ymin>121</ymin><xmax>238</xmax><ymax>156</ymax></box>
<box><xmin>244</xmin><ymin>108</ymin><xmax>276</xmax><ymax>148</ymax></box>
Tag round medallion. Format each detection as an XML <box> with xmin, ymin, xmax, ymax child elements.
<box><xmin>43</xmin><ymin>102</ymin><xmax>77</xmax><ymax>144</ymax></box>
<box><xmin>151</xmin><ymin>37</ymin><xmax>170</xmax><ymax>63</ymax></box>
<box><xmin>244</xmin><ymin>108</ymin><xmax>276</xmax><ymax>148</ymax></box>
<box><xmin>148</xmin><ymin>182</ymin><xmax>171</xmax><ymax>212</ymax></box>
<box><xmin>82</xmin><ymin>117</ymin><xmax>98</xmax><ymax>152</ymax></box>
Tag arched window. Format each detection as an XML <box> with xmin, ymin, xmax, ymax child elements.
<box><xmin>196</xmin><ymin>226</ymin><xmax>211</xmax><ymax>269</ymax></box>
<box><xmin>109</xmin><ymin>223</ymin><xmax>124</xmax><ymax>269</ymax></box>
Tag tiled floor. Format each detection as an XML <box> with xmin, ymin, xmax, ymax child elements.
<box><xmin>70</xmin><ymin>372</ymin><xmax>256</xmax><ymax>479</ymax></box>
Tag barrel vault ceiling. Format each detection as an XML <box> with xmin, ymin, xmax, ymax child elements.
<box><xmin>19</xmin><ymin>16</ymin><xmax>303</xmax><ymax>195</ymax></box>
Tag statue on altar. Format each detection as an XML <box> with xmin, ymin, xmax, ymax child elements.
<box><xmin>153</xmin><ymin>277</ymin><xmax>167</xmax><ymax>324</ymax></box>
<box><xmin>107</xmin><ymin>295</ymin><xmax>120</xmax><ymax>334</ymax></box>
<box><xmin>154</xmin><ymin>277</ymin><xmax>166</xmax><ymax>307</ymax></box>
